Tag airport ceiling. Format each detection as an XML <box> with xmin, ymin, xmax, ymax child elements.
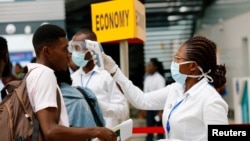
<box><xmin>65</xmin><ymin>0</ymin><xmax>216</xmax><ymax>36</ymax></box>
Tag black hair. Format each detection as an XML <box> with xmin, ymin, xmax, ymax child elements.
<box><xmin>2</xmin><ymin>60</ymin><xmax>12</xmax><ymax>77</ymax></box>
<box><xmin>213</xmin><ymin>64</ymin><xmax>226</xmax><ymax>89</ymax></box>
<box><xmin>32</xmin><ymin>24</ymin><xmax>66</xmax><ymax>57</ymax></box>
<box><xmin>15</xmin><ymin>63</ymin><xmax>22</xmax><ymax>69</ymax></box>
<box><xmin>150</xmin><ymin>58</ymin><xmax>165</xmax><ymax>76</ymax></box>
<box><xmin>0</xmin><ymin>36</ymin><xmax>11</xmax><ymax>77</ymax></box>
<box><xmin>74</xmin><ymin>28</ymin><xmax>97</xmax><ymax>41</ymax></box>
<box><xmin>30</xmin><ymin>57</ymin><xmax>37</xmax><ymax>63</ymax></box>
<box><xmin>0</xmin><ymin>36</ymin><xmax>8</xmax><ymax>60</ymax></box>
<box><xmin>184</xmin><ymin>36</ymin><xmax>226</xmax><ymax>89</ymax></box>
<box><xmin>54</xmin><ymin>68</ymin><xmax>72</xmax><ymax>86</ymax></box>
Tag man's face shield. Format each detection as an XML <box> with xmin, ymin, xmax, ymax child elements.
<box><xmin>68</xmin><ymin>40</ymin><xmax>88</xmax><ymax>53</ymax></box>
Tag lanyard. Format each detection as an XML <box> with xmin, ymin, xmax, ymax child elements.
<box><xmin>80</xmin><ymin>71</ymin><xmax>95</xmax><ymax>88</ymax></box>
<box><xmin>166</xmin><ymin>94</ymin><xmax>188</xmax><ymax>138</ymax></box>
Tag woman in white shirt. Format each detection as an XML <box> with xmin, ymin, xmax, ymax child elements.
<box><xmin>101</xmin><ymin>36</ymin><xmax>229</xmax><ymax>141</ymax></box>
<box><xmin>143</xmin><ymin>58</ymin><xmax>166</xmax><ymax>141</ymax></box>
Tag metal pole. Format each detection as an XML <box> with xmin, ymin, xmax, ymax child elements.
<box><xmin>119</xmin><ymin>40</ymin><xmax>129</xmax><ymax>77</ymax></box>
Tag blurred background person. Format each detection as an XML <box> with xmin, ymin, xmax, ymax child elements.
<box><xmin>0</xmin><ymin>36</ymin><xmax>18</xmax><ymax>102</ymax></box>
<box><xmin>14</xmin><ymin>63</ymin><xmax>24</xmax><ymax>79</ymax></box>
<box><xmin>0</xmin><ymin>36</ymin><xmax>9</xmax><ymax>87</ymax></box>
<box><xmin>1</xmin><ymin>62</ymin><xmax>18</xmax><ymax>85</ymax></box>
<box><xmin>143</xmin><ymin>58</ymin><xmax>166</xmax><ymax>141</ymax></box>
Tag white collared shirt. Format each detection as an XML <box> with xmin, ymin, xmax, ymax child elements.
<box><xmin>71</xmin><ymin>66</ymin><xmax>129</xmax><ymax>128</ymax></box>
<box><xmin>26</xmin><ymin>63</ymin><xmax>69</xmax><ymax>127</ymax></box>
<box><xmin>143</xmin><ymin>72</ymin><xmax>166</xmax><ymax>92</ymax></box>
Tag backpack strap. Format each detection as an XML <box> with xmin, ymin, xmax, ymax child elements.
<box><xmin>31</xmin><ymin>118</ymin><xmax>40</xmax><ymax>141</ymax></box>
<box><xmin>76</xmin><ymin>87</ymin><xmax>104</xmax><ymax>127</ymax></box>
<box><xmin>15</xmin><ymin>70</ymin><xmax>35</xmax><ymax>125</ymax></box>
<box><xmin>8</xmin><ymin>69</ymin><xmax>39</xmax><ymax>141</ymax></box>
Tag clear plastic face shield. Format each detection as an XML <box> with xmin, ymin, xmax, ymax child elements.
<box><xmin>68</xmin><ymin>40</ymin><xmax>89</xmax><ymax>54</ymax></box>
<box><xmin>68</xmin><ymin>40</ymin><xmax>97</xmax><ymax>67</ymax></box>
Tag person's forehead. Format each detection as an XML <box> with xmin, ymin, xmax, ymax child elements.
<box><xmin>176</xmin><ymin>44</ymin><xmax>187</xmax><ymax>56</ymax></box>
<box><xmin>147</xmin><ymin>62</ymin><xmax>153</xmax><ymax>66</ymax></box>
<box><xmin>60</xmin><ymin>36</ymin><xmax>68</xmax><ymax>42</ymax></box>
<box><xmin>56</xmin><ymin>37</ymin><xmax>68</xmax><ymax>47</ymax></box>
<box><xmin>72</xmin><ymin>33</ymin><xmax>88</xmax><ymax>41</ymax></box>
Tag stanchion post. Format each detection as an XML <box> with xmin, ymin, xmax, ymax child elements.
<box><xmin>120</xmin><ymin>40</ymin><xmax>129</xmax><ymax>77</ymax></box>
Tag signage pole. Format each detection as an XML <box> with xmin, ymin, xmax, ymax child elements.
<box><xmin>120</xmin><ymin>40</ymin><xmax>129</xmax><ymax>77</ymax></box>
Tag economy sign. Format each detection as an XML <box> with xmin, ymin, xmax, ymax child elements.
<box><xmin>91</xmin><ymin>0</ymin><xmax>145</xmax><ymax>43</ymax></box>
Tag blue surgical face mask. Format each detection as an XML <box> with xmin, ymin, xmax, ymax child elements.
<box><xmin>170</xmin><ymin>61</ymin><xmax>213</xmax><ymax>85</ymax></box>
<box><xmin>170</xmin><ymin>61</ymin><xmax>188</xmax><ymax>85</ymax></box>
<box><xmin>71</xmin><ymin>51</ymin><xmax>88</xmax><ymax>67</ymax></box>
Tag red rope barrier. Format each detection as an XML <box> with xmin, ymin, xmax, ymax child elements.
<box><xmin>132</xmin><ymin>127</ymin><xmax>165</xmax><ymax>134</ymax></box>
<box><xmin>132</xmin><ymin>124</ymin><xmax>250</xmax><ymax>134</ymax></box>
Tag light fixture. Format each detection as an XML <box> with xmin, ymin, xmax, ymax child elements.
<box><xmin>24</xmin><ymin>25</ymin><xmax>32</xmax><ymax>34</ymax></box>
<box><xmin>179</xmin><ymin>6</ymin><xmax>189</xmax><ymax>12</ymax></box>
<box><xmin>6</xmin><ymin>24</ymin><xmax>16</xmax><ymax>34</ymax></box>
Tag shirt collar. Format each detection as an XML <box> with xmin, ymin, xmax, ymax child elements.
<box><xmin>79</xmin><ymin>65</ymin><xmax>100</xmax><ymax>76</ymax></box>
<box><xmin>186</xmin><ymin>78</ymin><xmax>208</xmax><ymax>98</ymax></box>
<box><xmin>27</xmin><ymin>63</ymin><xmax>53</xmax><ymax>72</ymax></box>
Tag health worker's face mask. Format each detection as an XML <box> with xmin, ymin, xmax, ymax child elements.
<box><xmin>71</xmin><ymin>51</ymin><xmax>89</xmax><ymax>67</ymax></box>
<box><xmin>170</xmin><ymin>61</ymin><xmax>213</xmax><ymax>85</ymax></box>
<box><xmin>171</xmin><ymin>61</ymin><xmax>190</xmax><ymax>85</ymax></box>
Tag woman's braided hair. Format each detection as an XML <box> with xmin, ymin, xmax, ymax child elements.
<box><xmin>213</xmin><ymin>64</ymin><xmax>226</xmax><ymax>89</ymax></box>
<box><xmin>184</xmin><ymin>36</ymin><xmax>226</xmax><ymax>89</ymax></box>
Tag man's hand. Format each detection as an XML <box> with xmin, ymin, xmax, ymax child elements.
<box><xmin>36</xmin><ymin>107</ymin><xmax>117</xmax><ymax>141</ymax></box>
<box><xmin>95</xmin><ymin>127</ymin><xmax>117</xmax><ymax>141</ymax></box>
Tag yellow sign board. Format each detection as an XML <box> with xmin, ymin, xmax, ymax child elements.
<box><xmin>91</xmin><ymin>0</ymin><xmax>145</xmax><ymax>43</ymax></box>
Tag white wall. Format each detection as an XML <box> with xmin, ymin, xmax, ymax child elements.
<box><xmin>0</xmin><ymin>0</ymin><xmax>65</xmax><ymax>23</ymax></box>
<box><xmin>195</xmin><ymin>11</ymin><xmax>250</xmax><ymax>112</ymax></box>
<box><xmin>3</xmin><ymin>34</ymin><xmax>34</xmax><ymax>53</ymax></box>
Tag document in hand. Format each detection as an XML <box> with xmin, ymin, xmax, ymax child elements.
<box><xmin>112</xmin><ymin>119</ymin><xmax>133</xmax><ymax>141</ymax></box>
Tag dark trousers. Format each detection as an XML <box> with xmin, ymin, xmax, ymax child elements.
<box><xmin>146</xmin><ymin>110</ymin><xmax>164</xmax><ymax>141</ymax></box>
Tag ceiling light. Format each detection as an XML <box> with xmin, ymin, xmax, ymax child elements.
<box><xmin>179</xmin><ymin>6</ymin><xmax>189</xmax><ymax>12</ymax></box>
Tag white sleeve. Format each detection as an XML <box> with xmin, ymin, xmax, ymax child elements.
<box><xmin>156</xmin><ymin>74</ymin><xmax>166</xmax><ymax>89</ymax></box>
<box><xmin>99</xmin><ymin>71</ymin><xmax>129</xmax><ymax>121</ymax></box>
<box><xmin>113</xmin><ymin>68</ymin><xmax>168</xmax><ymax>110</ymax></box>
<box><xmin>27</xmin><ymin>69</ymin><xmax>58</xmax><ymax>112</ymax></box>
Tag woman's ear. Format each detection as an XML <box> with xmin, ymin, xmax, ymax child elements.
<box><xmin>189</xmin><ymin>62</ymin><xmax>198</xmax><ymax>72</ymax></box>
